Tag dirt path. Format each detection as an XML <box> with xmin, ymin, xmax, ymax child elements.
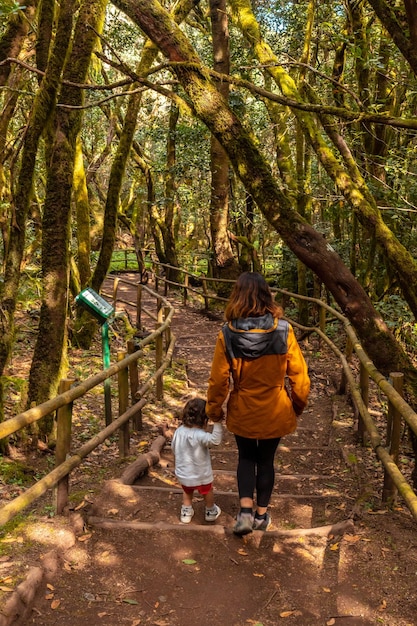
<box><xmin>6</xmin><ymin>275</ymin><xmax>417</xmax><ymax>626</ymax></box>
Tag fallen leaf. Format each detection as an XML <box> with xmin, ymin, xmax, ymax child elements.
<box><xmin>238</xmin><ymin>548</ymin><xmax>248</xmax><ymax>556</ymax></box>
<box><xmin>0</xmin><ymin>586</ymin><xmax>13</xmax><ymax>592</ymax></box>
<box><xmin>327</xmin><ymin>619</ymin><xmax>336</xmax><ymax>625</ymax></box>
<box><xmin>46</xmin><ymin>583</ymin><xmax>55</xmax><ymax>590</ymax></box>
<box><xmin>74</xmin><ymin>501</ymin><xmax>86</xmax><ymax>511</ymax></box>
<box><xmin>253</xmin><ymin>573</ymin><xmax>264</xmax><ymax>577</ymax></box>
<box><xmin>322</xmin><ymin>587</ymin><xmax>331</xmax><ymax>593</ymax></box>
<box><xmin>51</xmin><ymin>599</ymin><xmax>61</xmax><ymax>609</ymax></box>
<box><xmin>78</xmin><ymin>533</ymin><xmax>92</xmax><ymax>542</ymax></box>
<box><xmin>344</xmin><ymin>535</ymin><xmax>361</xmax><ymax>543</ymax></box>
<box><xmin>0</xmin><ymin>577</ymin><xmax>12</xmax><ymax>584</ymax></box>
<box><xmin>330</xmin><ymin>543</ymin><xmax>339</xmax><ymax>551</ymax></box>
<box><xmin>279</xmin><ymin>610</ymin><xmax>300</xmax><ymax>618</ymax></box>
<box><xmin>123</xmin><ymin>598</ymin><xmax>139</xmax><ymax>605</ymax></box>
<box><xmin>45</xmin><ymin>593</ymin><xmax>54</xmax><ymax>600</ymax></box>
<box><xmin>182</xmin><ymin>559</ymin><xmax>197</xmax><ymax>565</ymax></box>
<box><xmin>107</xmin><ymin>509</ymin><xmax>119</xmax><ymax>515</ymax></box>
<box><xmin>378</xmin><ymin>599</ymin><xmax>387</xmax><ymax>611</ymax></box>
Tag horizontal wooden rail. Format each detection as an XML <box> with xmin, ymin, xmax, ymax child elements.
<box><xmin>291</xmin><ymin>319</ymin><xmax>417</xmax><ymax>523</ymax></box>
<box><xmin>0</xmin><ymin>282</ymin><xmax>175</xmax><ymax>526</ymax></box>
<box><xmin>3</xmin><ymin>265</ymin><xmax>417</xmax><ymax>526</ymax></box>
<box><xmin>115</xmin><ymin>260</ymin><xmax>417</xmax><ymax>519</ymax></box>
<box><xmin>0</xmin><ymin>335</ymin><xmax>176</xmax><ymax>527</ymax></box>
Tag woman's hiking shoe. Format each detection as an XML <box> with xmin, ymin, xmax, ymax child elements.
<box><xmin>180</xmin><ymin>505</ymin><xmax>195</xmax><ymax>523</ymax></box>
<box><xmin>205</xmin><ymin>504</ymin><xmax>221</xmax><ymax>522</ymax></box>
<box><xmin>233</xmin><ymin>512</ymin><xmax>254</xmax><ymax>536</ymax></box>
<box><xmin>253</xmin><ymin>513</ymin><xmax>272</xmax><ymax>531</ymax></box>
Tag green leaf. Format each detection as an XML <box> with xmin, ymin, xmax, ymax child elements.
<box><xmin>182</xmin><ymin>559</ymin><xmax>197</xmax><ymax>565</ymax></box>
<box><xmin>122</xmin><ymin>598</ymin><xmax>139</xmax><ymax>605</ymax></box>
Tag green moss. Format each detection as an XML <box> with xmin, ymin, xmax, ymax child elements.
<box><xmin>0</xmin><ymin>458</ymin><xmax>35</xmax><ymax>487</ymax></box>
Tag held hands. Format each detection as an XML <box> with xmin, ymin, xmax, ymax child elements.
<box><xmin>209</xmin><ymin>411</ymin><xmax>226</xmax><ymax>423</ymax></box>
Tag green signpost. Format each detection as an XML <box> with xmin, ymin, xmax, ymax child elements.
<box><xmin>75</xmin><ymin>288</ymin><xmax>114</xmax><ymax>425</ymax></box>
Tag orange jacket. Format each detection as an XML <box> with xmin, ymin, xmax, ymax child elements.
<box><xmin>206</xmin><ymin>318</ymin><xmax>310</xmax><ymax>439</ymax></box>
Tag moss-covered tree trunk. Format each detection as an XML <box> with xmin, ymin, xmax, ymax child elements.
<box><xmin>27</xmin><ymin>0</ymin><xmax>108</xmax><ymax>429</ymax></box>
<box><xmin>91</xmin><ymin>0</ymin><xmax>198</xmax><ymax>293</ymax></box>
<box><xmin>161</xmin><ymin>99</ymin><xmax>180</xmax><ymax>283</ymax></box>
<box><xmin>208</xmin><ymin>0</ymin><xmax>240</xmax><ymax>285</ymax></box>
<box><xmin>231</xmin><ymin>0</ymin><xmax>417</xmax><ymax>320</ymax></box>
<box><xmin>111</xmin><ymin>0</ymin><xmax>417</xmax><ymax>397</ymax></box>
<box><xmin>74</xmin><ymin>135</ymin><xmax>92</xmax><ymax>291</ymax></box>
<box><xmin>0</xmin><ymin>0</ymin><xmax>36</xmax><ymax>86</ymax></box>
<box><xmin>367</xmin><ymin>0</ymin><xmax>417</xmax><ymax>77</ymax></box>
<box><xmin>0</xmin><ymin>0</ymin><xmax>78</xmax><ymax>425</ymax></box>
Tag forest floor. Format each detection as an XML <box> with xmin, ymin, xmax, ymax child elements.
<box><xmin>1</xmin><ymin>274</ymin><xmax>417</xmax><ymax>626</ymax></box>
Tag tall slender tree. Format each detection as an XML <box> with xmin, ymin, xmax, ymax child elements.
<box><xmin>27</xmin><ymin>0</ymin><xmax>109</xmax><ymax>427</ymax></box>
<box><xmin>111</xmin><ymin>0</ymin><xmax>417</xmax><ymax>395</ymax></box>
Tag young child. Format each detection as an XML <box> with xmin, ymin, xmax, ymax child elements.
<box><xmin>171</xmin><ymin>397</ymin><xmax>223</xmax><ymax>524</ymax></box>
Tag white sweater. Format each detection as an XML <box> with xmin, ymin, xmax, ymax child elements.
<box><xmin>171</xmin><ymin>422</ymin><xmax>223</xmax><ymax>487</ymax></box>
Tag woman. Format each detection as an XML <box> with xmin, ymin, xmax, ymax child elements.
<box><xmin>206</xmin><ymin>272</ymin><xmax>310</xmax><ymax>535</ymax></box>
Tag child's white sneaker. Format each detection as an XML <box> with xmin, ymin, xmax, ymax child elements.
<box><xmin>180</xmin><ymin>505</ymin><xmax>194</xmax><ymax>523</ymax></box>
<box><xmin>205</xmin><ymin>504</ymin><xmax>221</xmax><ymax>522</ymax></box>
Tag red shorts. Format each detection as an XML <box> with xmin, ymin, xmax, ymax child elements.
<box><xmin>181</xmin><ymin>482</ymin><xmax>212</xmax><ymax>495</ymax></box>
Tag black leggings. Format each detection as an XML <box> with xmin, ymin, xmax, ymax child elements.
<box><xmin>235</xmin><ymin>435</ymin><xmax>280</xmax><ymax>508</ymax></box>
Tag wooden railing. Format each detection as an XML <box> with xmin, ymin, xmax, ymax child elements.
<box><xmin>2</xmin><ymin>265</ymin><xmax>417</xmax><ymax>526</ymax></box>
<box><xmin>152</xmin><ymin>261</ymin><xmax>417</xmax><ymax>523</ymax></box>
<box><xmin>0</xmin><ymin>284</ymin><xmax>174</xmax><ymax>527</ymax></box>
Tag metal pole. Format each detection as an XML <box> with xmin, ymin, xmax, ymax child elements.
<box><xmin>55</xmin><ymin>379</ymin><xmax>74</xmax><ymax>514</ymax></box>
<box><xmin>102</xmin><ymin>322</ymin><xmax>112</xmax><ymax>425</ymax></box>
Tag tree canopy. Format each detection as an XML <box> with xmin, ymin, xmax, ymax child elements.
<box><xmin>1</xmin><ymin>0</ymin><xmax>417</xmax><ymax>422</ymax></box>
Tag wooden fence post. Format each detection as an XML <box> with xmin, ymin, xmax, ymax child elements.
<box><xmin>164</xmin><ymin>306</ymin><xmax>171</xmax><ymax>352</ymax></box>
<box><xmin>358</xmin><ymin>362</ymin><xmax>369</xmax><ymax>445</ymax></box>
<box><xmin>127</xmin><ymin>339</ymin><xmax>139</xmax><ymax>407</ymax></box>
<box><xmin>164</xmin><ymin>266</ymin><xmax>169</xmax><ymax>296</ymax></box>
<box><xmin>201</xmin><ymin>277</ymin><xmax>209</xmax><ymax>310</ymax></box>
<box><xmin>136</xmin><ymin>284</ymin><xmax>142</xmax><ymax>330</ymax></box>
<box><xmin>155</xmin><ymin>308</ymin><xmax>164</xmax><ymax>400</ymax></box>
<box><xmin>55</xmin><ymin>379</ymin><xmax>74</xmax><ymax>514</ymax></box>
<box><xmin>118</xmin><ymin>351</ymin><xmax>130</xmax><ymax>458</ymax></box>
<box><xmin>183</xmin><ymin>272</ymin><xmax>189</xmax><ymax>306</ymax></box>
<box><xmin>339</xmin><ymin>335</ymin><xmax>353</xmax><ymax>394</ymax></box>
<box><xmin>382</xmin><ymin>372</ymin><xmax>404</xmax><ymax>505</ymax></box>
<box><xmin>127</xmin><ymin>338</ymin><xmax>142</xmax><ymax>431</ymax></box>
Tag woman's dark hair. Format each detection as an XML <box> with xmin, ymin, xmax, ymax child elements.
<box><xmin>224</xmin><ymin>272</ymin><xmax>283</xmax><ymax>321</ymax></box>
<box><xmin>182</xmin><ymin>397</ymin><xmax>208</xmax><ymax>428</ymax></box>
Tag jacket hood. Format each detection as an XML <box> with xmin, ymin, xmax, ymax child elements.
<box><xmin>223</xmin><ymin>313</ymin><xmax>289</xmax><ymax>359</ymax></box>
